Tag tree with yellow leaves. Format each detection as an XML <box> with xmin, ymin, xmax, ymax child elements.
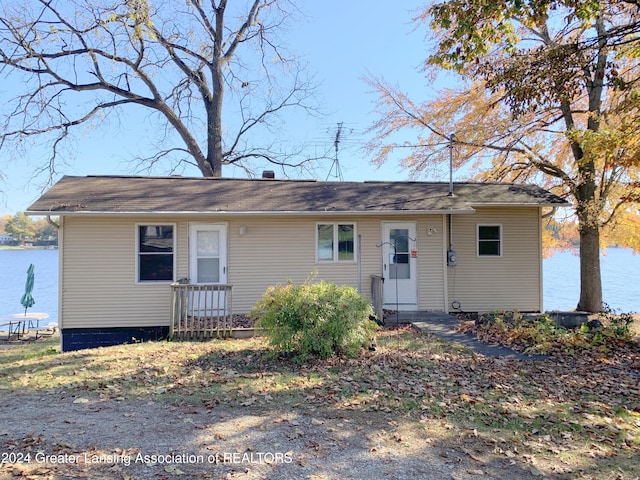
<box><xmin>367</xmin><ymin>0</ymin><xmax>640</xmax><ymax>312</ymax></box>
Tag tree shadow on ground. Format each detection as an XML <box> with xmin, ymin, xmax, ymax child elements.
<box><xmin>0</xmin><ymin>329</ymin><xmax>638</xmax><ymax>479</ymax></box>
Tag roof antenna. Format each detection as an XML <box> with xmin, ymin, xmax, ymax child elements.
<box><xmin>448</xmin><ymin>133</ymin><xmax>455</xmax><ymax>197</ymax></box>
<box><xmin>327</xmin><ymin>122</ymin><xmax>345</xmax><ymax>181</ymax></box>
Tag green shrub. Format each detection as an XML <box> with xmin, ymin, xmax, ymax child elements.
<box><xmin>250</xmin><ymin>279</ymin><xmax>379</xmax><ymax>361</ymax></box>
<box><xmin>599</xmin><ymin>303</ymin><xmax>635</xmax><ymax>338</ymax></box>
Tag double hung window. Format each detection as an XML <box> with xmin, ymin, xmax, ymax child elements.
<box><xmin>137</xmin><ymin>225</ymin><xmax>175</xmax><ymax>282</ymax></box>
<box><xmin>317</xmin><ymin>223</ymin><xmax>355</xmax><ymax>262</ymax></box>
<box><xmin>477</xmin><ymin>225</ymin><xmax>501</xmax><ymax>257</ymax></box>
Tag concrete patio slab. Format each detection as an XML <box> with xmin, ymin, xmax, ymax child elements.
<box><xmin>387</xmin><ymin>311</ymin><xmax>547</xmax><ymax>360</ymax></box>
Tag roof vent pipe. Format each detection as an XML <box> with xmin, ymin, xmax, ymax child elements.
<box><xmin>262</xmin><ymin>170</ymin><xmax>275</xmax><ymax>179</ymax></box>
<box><xmin>448</xmin><ymin>133</ymin><xmax>455</xmax><ymax>197</ymax></box>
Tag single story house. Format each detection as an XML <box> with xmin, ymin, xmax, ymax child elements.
<box><xmin>26</xmin><ymin>174</ymin><xmax>567</xmax><ymax>351</ymax></box>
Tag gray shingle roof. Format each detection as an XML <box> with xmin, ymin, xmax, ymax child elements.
<box><xmin>26</xmin><ymin>175</ymin><xmax>568</xmax><ymax>214</ymax></box>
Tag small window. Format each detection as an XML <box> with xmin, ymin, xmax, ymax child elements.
<box><xmin>137</xmin><ymin>225</ymin><xmax>175</xmax><ymax>282</ymax></box>
<box><xmin>317</xmin><ymin>223</ymin><xmax>355</xmax><ymax>262</ymax></box>
<box><xmin>478</xmin><ymin>225</ymin><xmax>501</xmax><ymax>257</ymax></box>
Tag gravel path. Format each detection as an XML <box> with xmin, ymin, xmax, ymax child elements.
<box><xmin>0</xmin><ymin>390</ymin><xmax>537</xmax><ymax>480</ymax></box>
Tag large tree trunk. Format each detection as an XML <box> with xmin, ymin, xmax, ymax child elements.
<box><xmin>573</xmin><ymin>151</ymin><xmax>603</xmax><ymax>313</ymax></box>
<box><xmin>206</xmin><ymin>4</ymin><xmax>226</xmax><ymax>178</ymax></box>
<box><xmin>573</xmin><ymin>17</ymin><xmax>607</xmax><ymax>313</ymax></box>
<box><xmin>576</xmin><ymin>212</ymin><xmax>603</xmax><ymax>312</ymax></box>
<box><xmin>206</xmin><ymin>87</ymin><xmax>224</xmax><ymax>178</ymax></box>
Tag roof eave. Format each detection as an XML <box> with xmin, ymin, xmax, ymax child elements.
<box><xmin>468</xmin><ymin>202</ymin><xmax>570</xmax><ymax>207</ymax></box>
<box><xmin>25</xmin><ymin>208</ymin><xmax>477</xmax><ymax>216</ymax></box>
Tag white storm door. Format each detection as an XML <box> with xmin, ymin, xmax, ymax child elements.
<box><xmin>382</xmin><ymin>222</ymin><xmax>417</xmax><ymax>310</ymax></box>
<box><xmin>189</xmin><ymin>224</ymin><xmax>228</xmax><ymax>314</ymax></box>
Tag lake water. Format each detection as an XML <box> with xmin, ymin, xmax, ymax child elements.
<box><xmin>0</xmin><ymin>248</ymin><xmax>638</xmax><ymax>329</ymax></box>
<box><xmin>543</xmin><ymin>247</ymin><xmax>639</xmax><ymax>313</ymax></box>
<box><xmin>0</xmin><ymin>249</ymin><xmax>59</xmax><ymax>327</ymax></box>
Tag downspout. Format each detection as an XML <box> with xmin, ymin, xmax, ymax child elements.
<box><xmin>539</xmin><ymin>208</ymin><xmax>545</xmax><ymax>313</ymax></box>
<box><xmin>55</xmin><ymin>215</ymin><xmax>64</xmax><ymax>351</ymax></box>
<box><xmin>45</xmin><ymin>213</ymin><xmax>61</xmax><ymax>347</ymax></box>
<box><xmin>46</xmin><ymin>216</ymin><xmax>60</xmax><ymax>229</ymax></box>
<box><xmin>357</xmin><ymin>234</ymin><xmax>362</xmax><ymax>294</ymax></box>
<box><xmin>540</xmin><ymin>207</ymin><xmax>557</xmax><ymax>312</ymax></box>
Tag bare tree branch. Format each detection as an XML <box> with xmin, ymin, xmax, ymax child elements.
<box><xmin>0</xmin><ymin>0</ymin><xmax>320</xmax><ymax>181</ymax></box>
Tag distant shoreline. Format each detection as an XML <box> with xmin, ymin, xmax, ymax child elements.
<box><xmin>0</xmin><ymin>246</ymin><xmax>58</xmax><ymax>250</ymax></box>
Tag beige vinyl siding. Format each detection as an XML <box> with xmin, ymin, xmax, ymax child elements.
<box><xmin>60</xmin><ymin>216</ymin><xmax>178</xmax><ymax>329</ymax></box>
<box><xmin>176</xmin><ymin>222</ymin><xmax>190</xmax><ymax>280</ymax></box>
<box><xmin>446</xmin><ymin>207</ymin><xmax>542</xmax><ymax>312</ymax></box>
<box><xmin>358</xmin><ymin>218</ymin><xmax>390</xmax><ymax>305</ymax></box>
<box><xmin>59</xmin><ymin>215</ymin><xmax>383</xmax><ymax>328</ymax></box>
<box><xmin>228</xmin><ymin>217</ymin><xmax>374</xmax><ymax>312</ymax></box>
<box><xmin>228</xmin><ymin>216</ymin><xmax>325</xmax><ymax>311</ymax></box>
<box><xmin>226</xmin><ymin>216</ymin><xmax>447</xmax><ymax>313</ymax></box>
<box><xmin>62</xmin><ymin>210</ymin><xmax>546</xmax><ymax>330</ymax></box>
<box><xmin>416</xmin><ymin>216</ymin><xmax>447</xmax><ymax>311</ymax></box>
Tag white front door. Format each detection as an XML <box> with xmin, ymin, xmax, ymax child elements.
<box><xmin>189</xmin><ymin>223</ymin><xmax>228</xmax><ymax>314</ymax></box>
<box><xmin>382</xmin><ymin>222</ymin><xmax>417</xmax><ymax>310</ymax></box>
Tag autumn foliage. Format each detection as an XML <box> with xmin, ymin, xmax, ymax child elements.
<box><xmin>366</xmin><ymin>0</ymin><xmax>640</xmax><ymax>311</ymax></box>
<box><xmin>458</xmin><ymin>310</ymin><xmax>636</xmax><ymax>355</ymax></box>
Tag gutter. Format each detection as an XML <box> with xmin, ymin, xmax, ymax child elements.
<box><xmin>468</xmin><ymin>202</ymin><xmax>570</xmax><ymax>208</ymax></box>
<box><xmin>25</xmin><ymin>208</ymin><xmax>478</xmax><ymax>217</ymax></box>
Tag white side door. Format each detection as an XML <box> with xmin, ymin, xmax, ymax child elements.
<box><xmin>189</xmin><ymin>224</ymin><xmax>228</xmax><ymax>314</ymax></box>
<box><xmin>382</xmin><ymin>222</ymin><xmax>418</xmax><ymax>310</ymax></box>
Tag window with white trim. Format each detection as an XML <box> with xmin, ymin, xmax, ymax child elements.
<box><xmin>137</xmin><ymin>224</ymin><xmax>175</xmax><ymax>282</ymax></box>
<box><xmin>316</xmin><ymin>223</ymin><xmax>355</xmax><ymax>262</ymax></box>
<box><xmin>477</xmin><ymin>224</ymin><xmax>502</xmax><ymax>257</ymax></box>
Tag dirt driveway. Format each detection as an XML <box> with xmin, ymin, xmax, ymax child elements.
<box><xmin>0</xmin><ymin>389</ymin><xmax>537</xmax><ymax>480</ymax></box>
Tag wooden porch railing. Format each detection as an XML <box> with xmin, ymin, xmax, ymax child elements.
<box><xmin>170</xmin><ymin>283</ymin><xmax>233</xmax><ymax>339</ymax></box>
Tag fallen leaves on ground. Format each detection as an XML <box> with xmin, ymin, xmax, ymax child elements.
<box><xmin>1</xmin><ymin>326</ymin><xmax>639</xmax><ymax>478</ymax></box>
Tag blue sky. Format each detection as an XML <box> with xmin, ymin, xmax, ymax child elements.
<box><xmin>0</xmin><ymin>0</ymin><xmax>445</xmax><ymax>215</ymax></box>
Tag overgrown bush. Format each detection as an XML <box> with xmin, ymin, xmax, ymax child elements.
<box><xmin>250</xmin><ymin>279</ymin><xmax>379</xmax><ymax>361</ymax></box>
